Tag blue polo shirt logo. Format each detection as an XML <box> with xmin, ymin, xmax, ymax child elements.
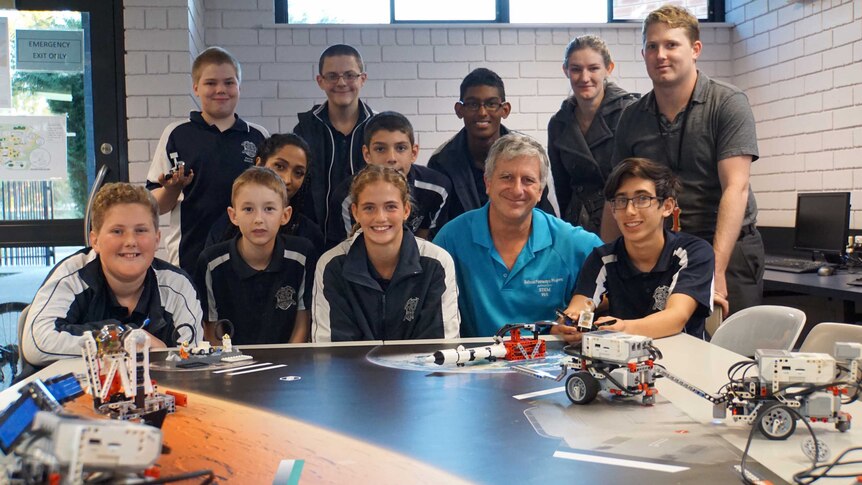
<box><xmin>276</xmin><ymin>285</ymin><xmax>296</xmax><ymax>311</ymax></box>
<box><xmin>524</xmin><ymin>277</ymin><xmax>564</xmax><ymax>297</ymax></box>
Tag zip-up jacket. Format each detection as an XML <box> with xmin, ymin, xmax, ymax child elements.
<box><xmin>312</xmin><ymin>230</ymin><xmax>460</xmax><ymax>342</ymax></box>
<box><xmin>548</xmin><ymin>82</ymin><xmax>639</xmax><ymax>232</ymax></box>
<box><xmin>293</xmin><ymin>100</ymin><xmax>374</xmax><ymax>230</ymax></box>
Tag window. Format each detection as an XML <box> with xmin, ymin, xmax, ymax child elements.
<box><xmin>275</xmin><ymin>0</ymin><xmax>721</xmax><ymax>24</ymax></box>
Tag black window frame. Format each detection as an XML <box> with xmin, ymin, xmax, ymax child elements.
<box><xmin>275</xmin><ymin>0</ymin><xmax>725</xmax><ymax>24</ymax></box>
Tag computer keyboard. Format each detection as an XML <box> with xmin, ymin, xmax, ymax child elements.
<box><xmin>764</xmin><ymin>256</ymin><xmax>824</xmax><ymax>274</ymax></box>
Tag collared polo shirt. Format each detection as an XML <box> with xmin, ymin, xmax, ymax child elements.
<box><xmin>612</xmin><ymin>71</ymin><xmax>759</xmax><ymax>238</ymax></box>
<box><xmin>195</xmin><ymin>234</ymin><xmax>316</xmax><ymax>345</ymax></box>
<box><xmin>146</xmin><ymin>111</ymin><xmax>269</xmax><ymax>274</ymax></box>
<box><xmin>575</xmin><ymin>230</ymin><xmax>714</xmax><ymax>338</ymax></box>
<box><xmin>434</xmin><ymin>204</ymin><xmax>602</xmax><ymax>337</ymax></box>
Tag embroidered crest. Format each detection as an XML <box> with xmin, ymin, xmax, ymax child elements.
<box><xmin>404</xmin><ymin>297</ymin><xmax>419</xmax><ymax>322</ymax></box>
<box><xmin>275</xmin><ymin>286</ymin><xmax>296</xmax><ymax>311</ymax></box>
<box><xmin>406</xmin><ymin>214</ymin><xmax>424</xmax><ymax>232</ymax></box>
<box><xmin>652</xmin><ymin>285</ymin><xmax>670</xmax><ymax>311</ymax></box>
<box><xmin>241</xmin><ymin>141</ymin><xmax>258</xmax><ymax>163</ymax></box>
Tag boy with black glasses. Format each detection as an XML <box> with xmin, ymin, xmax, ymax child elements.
<box><xmin>553</xmin><ymin>157</ymin><xmax>714</xmax><ymax>342</ymax></box>
<box><xmin>429</xmin><ymin>68</ymin><xmax>557</xmax><ymax>221</ymax></box>
<box><xmin>294</xmin><ymin>44</ymin><xmax>374</xmax><ymax>235</ymax></box>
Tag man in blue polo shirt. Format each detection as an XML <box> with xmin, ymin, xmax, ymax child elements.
<box><xmin>434</xmin><ymin>133</ymin><xmax>601</xmax><ymax>337</ymax></box>
<box><xmin>554</xmin><ymin>158</ymin><xmax>714</xmax><ymax>342</ymax></box>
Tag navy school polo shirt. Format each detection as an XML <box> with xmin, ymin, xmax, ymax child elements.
<box><xmin>574</xmin><ymin>230</ymin><xmax>714</xmax><ymax>338</ymax></box>
<box><xmin>146</xmin><ymin>112</ymin><xmax>269</xmax><ymax>275</ymax></box>
<box><xmin>195</xmin><ymin>234</ymin><xmax>316</xmax><ymax>345</ymax></box>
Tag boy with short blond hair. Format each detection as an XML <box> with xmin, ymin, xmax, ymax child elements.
<box><xmin>325</xmin><ymin>111</ymin><xmax>451</xmax><ymax>247</ymax></box>
<box><xmin>22</xmin><ymin>183</ymin><xmax>203</xmax><ymax>367</ymax></box>
<box><xmin>147</xmin><ymin>46</ymin><xmax>269</xmax><ymax>275</ymax></box>
<box><xmin>195</xmin><ymin>167</ymin><xmax>316</xmax><ymax>344</ymax></box>
<box><xmin>294</xmin><ymin>44</ymin><xmax>374</xmax><ymax>231</ymax></box>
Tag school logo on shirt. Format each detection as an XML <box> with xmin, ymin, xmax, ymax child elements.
<box><xmin>652</xmin><ymin>285</ymin><xmax>670</xmax><ymax>311</ymax></box>
<box><xmin>241</xmin><ymin>141</ymin><xmax>258</xmax><ymax>164</ymax></box>
<box><xmin>404</xmin><ymin>297</ymin><xmax>419</xmax><ymax>322</ymax></box>
<box><xmin>275</xmin><ymin>285</ymin><xmax>296</xmax><ymax>311</ymax></box>
<box><xmin>406</xmin><ymin>214</ymin><xmax>424</xmax><ymax>232</ymax></box>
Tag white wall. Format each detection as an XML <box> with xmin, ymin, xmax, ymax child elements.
<box><xmin>123</xmin><ymin>0</ymin><xmax>862</xmax><ymax>228</ymax></box>
<box><xmin>728</xmin><ymin>0</ymin><xmax>862</xmax><ymax>228</ymax></box>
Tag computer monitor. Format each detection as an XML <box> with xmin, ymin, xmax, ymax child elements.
<box><xmin>793</xmin><ymin>192</ymin><xmax>850</xmax><ymax>263</ymax></box>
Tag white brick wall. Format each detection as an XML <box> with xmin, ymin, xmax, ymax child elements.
<box><xmin>124</xmin><ymin>0</ymin><xmax>861</xmax><ymax>230</ymax></box>
<box><xmin>739</xmin><ymin>0</ymin><xmax>862</xmax><ymax>228</ymax></box>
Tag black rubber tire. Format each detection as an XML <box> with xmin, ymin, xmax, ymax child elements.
<box><xmin>566</xmin><ymin>371</ymin><xmax>599</xmax><ymax>405</ymax></box>
<box><xmin>757</xmin><ymin>402</ymin><xmax>797</xmax><ymax>440</ymax></box>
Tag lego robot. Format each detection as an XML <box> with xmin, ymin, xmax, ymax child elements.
<box><xmin>515</xmin><ymin>330</ymin><xmax>662</xmax><ymax>405</ymax></box>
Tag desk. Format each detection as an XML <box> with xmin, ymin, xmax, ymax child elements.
<box><xmin>3</xmin><ymin>335</ymin><xmax>859</xmax><ymax>484</ymax></box>
<box><xmin>764</xmin><ymin>269</ymin><xmax>862</xmax><ymax>320</ymax></box>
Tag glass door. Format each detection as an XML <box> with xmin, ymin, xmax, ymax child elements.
<box><xmin>0</xmin><ymin>0</ymin><xmax>124</xmax><ymax>381</ymax></box>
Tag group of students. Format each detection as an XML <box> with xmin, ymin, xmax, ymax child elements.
<box><xmin>21</xmin><ymin>4</ymin><xmax>761</xmax><ymax>367</ymax></box>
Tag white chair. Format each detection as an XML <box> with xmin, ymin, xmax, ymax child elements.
<box><xmin>709</xmin><ymin>305</ymin><xmax>806</xmax><ymax>357</ymax></box>
<box><xmin>799</xmin><ymin>322</ymin><xmax>862</xmax><ymax>355</ymax></box>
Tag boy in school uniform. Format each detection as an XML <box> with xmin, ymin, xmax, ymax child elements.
<box><xmin>22</xmin><ymin>183</ymin><xmax>203</xmax><ymax>367</ymax></box>
<box><xmin>147</xmin><ymin>46</ymin><xmax>269</xmax><ymax>275</ymax></box>
<box><xmin>195</xmin><ymin>167</ymin><xmax>316</xmax><ymax>344</ymax></box>
<box><xmin>429</xmin><ymin>68</ymin><xmax>557</xmax><ymax>221</ymax></box>
<box><xmin>325</xmin><ymin>111</ymin><xmax>451</xmax><ymax>248</ymax></box>
<box><xmin>554</xmin><ymin>158</ymin><xmax>714</xmax><ymax>342</ymax></box>
<box><xmin>294</xmin><ymin>44</ymin><xmax>374</xmax><ymax>233</ymax></box>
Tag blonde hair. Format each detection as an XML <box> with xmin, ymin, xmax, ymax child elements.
<box><xmin>348</xmin><ymin>165</ymin><xmax>411</xmax><ymax>236</ymax></box>
<box><xmin>231</xmin><ymin>166</ymin><xmax>289</xmax><ymax>207</ymax></box>
<box><xmin>92</xmin><ymin>183</ymin><xmax>159</xmax><ymax>232</ymax></box>
<box><xmin>192</xmin><ymin>46</ymin><xmax>241</xmax><ymax>84</ymax></box>
<box><xmin>642</xmin><ymin>4</ymin><xmax>700</xmax><ymax>46</ymax></box>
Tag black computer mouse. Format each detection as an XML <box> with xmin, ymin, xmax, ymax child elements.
<box><xmin>817</xmin><ymin>266</ymin><xmax>835</xmax><ymax>276</ymax></box>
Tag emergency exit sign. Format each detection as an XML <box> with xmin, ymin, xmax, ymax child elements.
<box><xmin>16</xmin><ymin>30</ymin><xmax>84</xmax><ymax>72</ymax></box>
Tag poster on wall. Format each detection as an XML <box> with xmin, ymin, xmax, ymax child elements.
<box><xmin>0</xmin><ymin>115</ymin><xmax>67</xmax><ymax>181</ymax></box>
<box><xmin>0</xmin><ymin>18</ymin><xmax>11</xmax><ymax>109</ymax></box>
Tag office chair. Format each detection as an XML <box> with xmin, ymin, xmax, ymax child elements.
<box><xmin>709</xmin><ymin>305</ymin><xmax>806</xmax><ymax>357</ymax></box>
<box><xmin>799</xmin><ymin>322</ymin><xmax>862</xmax><ymax>355</ymax></box>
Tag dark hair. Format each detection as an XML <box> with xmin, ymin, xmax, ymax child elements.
<box><xmin>603</xmin><ymin>158</ymin><xmax>681</xmax><ymax>201</ymax></box>
<box><xmin>363</xmin><ymin>111</ymin><xmax>415</xmax><ymax>147</ymax></box>
<box><xmin>256</xmin><ymin>133</ymin><xmax>312</xmax><ymax>169</ymax></box>
<box><xmin>255</xmin><ymin>133</ymin><xmax>312</xmax><ymax>219</ymax></box>
<box><xmin>193</xmin><ymin>46</ymin><xmax>241</xmax><ymax>84</ymax></box>
<box><xmin>318</xmin><ymin>44</ymin><xmax>364</xmax><ymax>74</ymax></box>
<box><xmin>459</xmin><ymin>68</ymin><xmax>505</xmax><ymax>102</ymax></box>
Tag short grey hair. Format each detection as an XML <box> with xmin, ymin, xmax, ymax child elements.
<box><xmin>484</xmin><ymin>133</ymin><xmax>550</xmax><ymax>190</ymax></box>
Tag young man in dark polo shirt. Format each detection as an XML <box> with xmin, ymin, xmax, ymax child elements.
<box><xmin>294</xmin><ymin>44</ymin><xmax>374</xmax><ymax>235</ymax></box>
<box><xmin>195</xmin><ymin>167</ymin><xmax>316</xmax><ymax>344</ymax></box>
<box><xmin>147</xmin><ymin>47</ymin><xmax>269</xmax><ymax>275</ymax></box>
<box><xmin>604</xmin><ymin>5</ymin><xmax>762</xmax><ymax>317</ymax></box>
<box><xmin>429</xmin><ymin>68</ymin><xmax>557</xmax><ymax>221</ymax></box>
<box><xmin>554</xmin><ymin>158</ymin><xmax>714</xmax><ymax>342</ymax></box>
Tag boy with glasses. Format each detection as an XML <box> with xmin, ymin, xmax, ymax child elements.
<box><xmin>553</xmin><ymin>158</ymin><xmax>714</xmax><ymax>342</ymax></box>
<box><xmin>294</xmin><ymin>44</ymin><xmax>374</xmax><ymax>236</ymax></box>
<box><xmin>429</xmin><ymin>68</ymin><xmax>557</xmax><ymax>221</ymax></box>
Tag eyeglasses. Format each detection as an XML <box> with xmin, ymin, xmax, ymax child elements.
<box><xmin>608</xmin><ymin>195</ymin><xmax>662</xmax><ymax>211</ymax></box>
<box><xmin>458</xmin><ymin>99</ymin><xmax>504</xmax><ymax>112</ymax></box>
<box><xmin>321</xmin><ymin>72</ymin><xmax>363</xmax><ymax>84</ymax></box>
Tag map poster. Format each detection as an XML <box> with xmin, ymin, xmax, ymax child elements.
<box><xmin>0</xmin><ymin>18</ymin><xmax>10</xmax><ymax>109</ymax></box>
<box><xmin>0</xmin><ymin>115</ymin><xmax>67</xmax><ymax>181</ymax></box>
